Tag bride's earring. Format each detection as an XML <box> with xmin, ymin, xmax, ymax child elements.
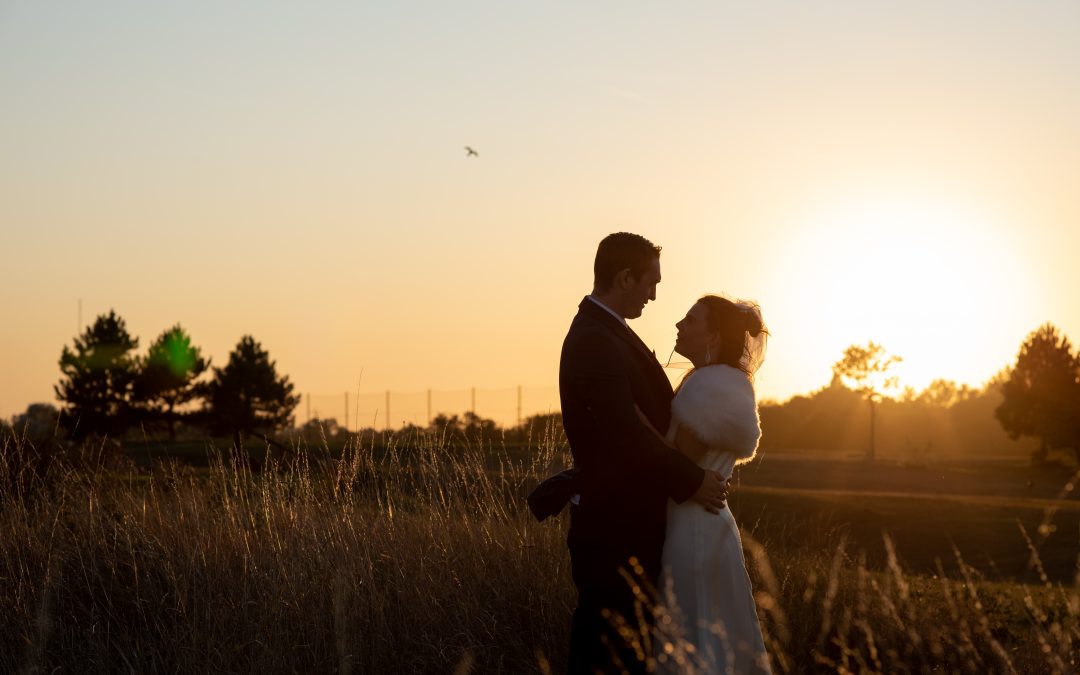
<box><xmin>705</xmin><ymin>345</ymin><xmax>712</xmax><ymax>364</ymax></box>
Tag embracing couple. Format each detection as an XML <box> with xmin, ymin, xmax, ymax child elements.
<box><xmin>530</xmin><ymin>232</ymin><xmax>770</xmax><ymax>674</ymax></box>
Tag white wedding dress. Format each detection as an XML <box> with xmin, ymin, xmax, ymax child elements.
<box><xmin>657</xmin><ymin>365</ymin><xmax>771</xmax><ymax>675</ymax></box>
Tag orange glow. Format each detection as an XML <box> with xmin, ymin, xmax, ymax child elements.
<box><xmin>768</xmin><ymin>194</ymin><xmax>1040</xmax><ymax>394</ymax></box>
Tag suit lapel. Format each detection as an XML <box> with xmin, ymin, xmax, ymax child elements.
<box><xmin>579</xmin><ymin>298</ymin><xmax>653</xmax><ymax>359</ymax></box>
<box><xmin>578</xmin><ymin>298</ymin><xmax>672</xmax><ymax>396</ymax></box>
<box><xmin>614</xmin><ymin>322</ymin><xmax>657</xmax><ymax>363</ymax></box>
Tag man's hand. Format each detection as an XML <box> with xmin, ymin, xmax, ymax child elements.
<box><xmin>690</xmin><ymin>471</ymin><xmax>729</xmax><ymax>514</ymax></box>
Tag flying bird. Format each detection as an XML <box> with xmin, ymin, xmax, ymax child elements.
<box><xmin>465</xmin><ymin>146</ymin><xmax>479</xmax><ymax>157</ymax></box>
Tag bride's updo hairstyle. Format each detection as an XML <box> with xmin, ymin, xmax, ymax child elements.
<box><xmin>698</xmin><ymin>295</ymin><xmax>769</xmax><ymax>380</ymax></box>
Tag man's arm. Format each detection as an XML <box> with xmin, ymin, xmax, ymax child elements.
<box><xmin>570</xmin><ymin>329</ymin><xmax>706</xmax><ymax>503</ymax></box>
<box><xmin>634</xmin><ymin>407</ymin><xmax>729</xmax><ymax>512</ymax></box>
<box><xmin>634</xmin><ymin>405</ymin><xmax>708</xmax><ymax>463</ymax></box>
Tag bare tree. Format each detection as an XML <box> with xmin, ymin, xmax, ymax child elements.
<box><xmin>833</xmin><ymin>341</ymin><xmax>902</xmax><ymax>461</ymax></box>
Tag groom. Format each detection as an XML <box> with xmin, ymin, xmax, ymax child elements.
<box><xmin>560</xmin><ymin>232</ymin><xmax>729</xmax><ymax>674</ymax></box>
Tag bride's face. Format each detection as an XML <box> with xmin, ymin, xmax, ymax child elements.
<box><xmin>674</xmin><ymin>301</ymin><xmax>719</xmax><ymax>365</ymax></box>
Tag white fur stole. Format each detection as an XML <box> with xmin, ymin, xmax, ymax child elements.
<box><xmin>671</xmin><ymin>365</ymin><xmax>761</xmax><ymax>464</ymax></box>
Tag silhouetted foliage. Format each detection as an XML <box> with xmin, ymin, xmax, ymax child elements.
<box><xmin>759</xmin><ymin>375</ymin><xmax>865</xmax><ymax>452</ymax></box>
<box><xmin>0</xmin><ymin>403</ymin><xmax>67</xmax><ymax>497</ymax></box>
<box><xmin>10</xmin><ymin>403</ymin><xmax>64</xmax><ymax>447</ymax></box>
<box><xmin>428</xmin><ymin>413</ymin><xmax>459</xmax><ymax>438</ymax></box>
<box><xmin>55</xmin><ymin>310</ymin><xmax>139</xmax><ymax>440</ymax></box>
<box><xmin>339</xmin><ymin>412</ymin><xmax>564</xmax><ymax>451</ymax></box>
<box><xmin>428</xmin><ymin>412</ymin><xmax>499</xmax><ymax>444</ymax></box>
<box><xmin>758</xmin><ymin>374</ymin><xmax>1036</xmax><ymax>461</ymax></box>
<box><xmin>832</xmin><ymin>341</ymin><xmax>902</xmax><ymax>461</ymax></box>
<box><xmin>461</xmin><ymin>411</ymin><xmax>498</xmax><ymax>442</ymax></box>
<box><xmin>295</xmin><ymin>417</ymin><xmax>347</xmax><ymax>447</ymax></box>
<box><xmin>1</xmin><ymin>402</ymin><xmax>131</xmax><ymax>498</ymax></box>
<box><xmin>917</xmin><ymin>378</ymin><xmax>976</xmax><ymax>408</ymax></box>
<box><xmin>202</xmin><ymin>336</ymin><xmax>300</xmax><ymax>450</ymax></box>
<box><xmin>995</xmin><ymin>323</ymin><xmax>1080</xmax><ymax>464</ymax></box>
<box><xmin>503</xmin><ymin>412</ymin><xmax>566</xmax><ymax>445</ymax></box>
<box><xmin>133</xmin><ymin>325</ymin><xmax>209</xmax><ymax>439</ymax></box>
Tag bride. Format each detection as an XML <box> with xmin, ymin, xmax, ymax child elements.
<box><xmin>645</xmin><ymin>294</ymin><xmax>771</xmax><ymax>674</ymax></box>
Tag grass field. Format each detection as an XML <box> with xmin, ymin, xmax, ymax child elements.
<box><xmin>2</xmin><ymin>431</ymin><xmax>1078</xmax><ymax>673</ymax></box>
<box><xmin>731</xmin><ymin>452</ymin><xmax>1080</xmax><ymax>584</ymax></box>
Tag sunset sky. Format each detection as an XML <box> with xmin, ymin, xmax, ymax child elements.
<box><xmin>2</xmin><ymin>1</ymin><xmax>1078</xmax><ymax>424</ymax></box>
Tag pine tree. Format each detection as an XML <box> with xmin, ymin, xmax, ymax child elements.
<box><xmin>54</xmin><ymin>310</ymin><xmax>139</xmax><ymax>440</ymax></box>
<box><xmin>133</xmin><ymin>325</ymin><xmax>209</xmax><ymax>439</ymax></box>
<box><xmin>202</xmin><ymin>336</ymin><xmax>299</xmax><ymax>450</ymax></box>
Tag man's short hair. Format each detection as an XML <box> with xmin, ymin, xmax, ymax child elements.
<box><xmin>593</xmin><ymin>232</ymin><xmax>662</xmax><ymax>292</ymax></box>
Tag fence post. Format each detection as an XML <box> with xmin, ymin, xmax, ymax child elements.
<box><xmin>306</xmin><ymin>393</ymin><xmax>311</xmax><ymax>424</ymax></box>
<box><xmin>386</xmin><ymin>390</ymin><xmax>391</xmax><ymax>431</ymax></box>
<box><xmin>344</xmin><ymin>392</ymin><xmax>349</xmax><ymax>431</ymax></box>
<box><xmin>427</xmin><ymin>389</ymin><xmax>432</xmax><ymax>427</ymax></box>
<box><xmin>471</xmin><ymin>387</ymin><xmax>476</xmax><ymax>416</ymax></box>
<box><xmin>517</xmin><ymin>385</ymin><xmax>522</xmax><ymax>428</ymax></box>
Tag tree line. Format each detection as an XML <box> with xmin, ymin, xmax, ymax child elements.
<box><xmin>2</xmin><ymin>310</ymin><xmax>565</xmax><ymax>461</ymax></box>
<box><xmin>2</xmin><ymin>314</ymin><xmax>1078</xmax><ymax>466</ymax></box>
<box><xmin>293</xmin><ymin>410</ymin><xmax>566</xmax><ymax>449</ymax></box>
<box><xmin>770</xmin><ymin>323</ymin><xmax>1080</xmax><ymax>464</ymax></box>
<box><xmin>49</xmin><ymin>310</ymin><xmax>299</xmax><ymax>450</ymax></box>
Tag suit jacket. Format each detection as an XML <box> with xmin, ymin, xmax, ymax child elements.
<box><xmin>558</xmin><ymin>297</ymin><xmax>705</xmax><ymax>584</ymax></box>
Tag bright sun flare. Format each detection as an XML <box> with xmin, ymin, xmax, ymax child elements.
<box><xmin>776</xmin><ymin>195</ymin><xmax>1035</xmax><ymax>394</ymax></box>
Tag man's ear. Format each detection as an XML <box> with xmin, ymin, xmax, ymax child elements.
<box><xmin>614</xmin><ymin>268</ymin><xmax>633</xmax><ymax>290</ymax></box>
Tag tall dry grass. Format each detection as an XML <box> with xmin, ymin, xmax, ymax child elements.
<box><xmin>1</xmin><ymin>425</ymin><xmax>1077</xmax><ymax>673</ymax></box>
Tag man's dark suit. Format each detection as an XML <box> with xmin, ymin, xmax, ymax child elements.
<box><xmin>560</xmin><ymin>297</ymin><xmax>706</xmax><ymax>674</ymax></box>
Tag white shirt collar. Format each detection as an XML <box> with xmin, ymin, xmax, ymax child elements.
<box><xmin>587</xmin><ymin>295</ymin><xmax>627</xmax><ymax>327</ymax></box>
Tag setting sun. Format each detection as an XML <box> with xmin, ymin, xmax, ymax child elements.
<box><xmin>769</xmin><ymin>194</ymin><xmax>1040</xmax><ymax>395</ymax></box>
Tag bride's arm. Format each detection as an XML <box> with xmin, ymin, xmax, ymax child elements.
<box><xmin>633</xmin><ymin>406</ymin><xmax>709</xmax><ymax>463</ymax></box>
<box><xmin>672</xmin><ymin>424</ymin><xmax>709</xmax><ymax>463</ymax></box>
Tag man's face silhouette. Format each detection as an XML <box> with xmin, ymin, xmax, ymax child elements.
<box><xmin>622</xmin><ymin>257</ymin><xmax>660</xmax><ymax>320</ymax></box>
